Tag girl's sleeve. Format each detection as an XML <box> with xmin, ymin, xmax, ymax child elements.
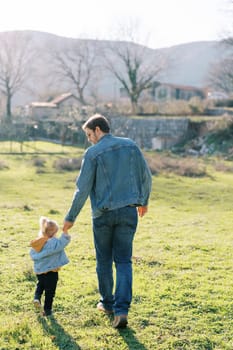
<box><xmin>30</xmin><ymin>233</ymin><xmax>71</xmax><ymax>260</ymax></box>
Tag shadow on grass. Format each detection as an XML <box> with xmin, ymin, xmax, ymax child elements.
<box><xmin>104</xmin><ymin>314</ymin><xmax>148</xmax><ymax>350</ymax></box>
<box><xmin>117</xmin><ymin>326</ymin><xmax>148</xmax><ymax>350</ymax></box>
<box><xmin>37</xmin><ymin>315</ymin><xmax>81</xmax><ymax>350</ymax></box>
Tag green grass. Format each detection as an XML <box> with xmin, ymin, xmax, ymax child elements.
<box><xmin>0</xmin><ymin>142</ymin><xmax>233</xmax><ymax>349</ymax></box>
<box><xmin>0</xmin><ymin>140</ymin><xmax>84</xmax><ymax>154</ymax></box>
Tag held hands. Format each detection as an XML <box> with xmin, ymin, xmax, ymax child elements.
<box><xmin>137</xmin><ymin>206</ymin><xmax>148</xmax><ymax>217</ymax></box>
<box><xmin>63</xmin><ymin>221</ymin><xmax>74</xmax><ymax>233</ymax></box>
<box><xmin>62</xmin><ymin>207</ymin><xmax>148</xmax><ymax>230</ymax></box>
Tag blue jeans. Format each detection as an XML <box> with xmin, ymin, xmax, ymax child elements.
<box><xmin>93</xmin><ymin>206</ymin><xmax>138</xmax><ymax>316</ymax></box>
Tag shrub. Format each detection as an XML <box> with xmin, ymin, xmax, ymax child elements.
<box><xmin>215</xmin><ymin>98</ymin><xmax>233</xmax><ymax>107</ymax></box>
<box><xmin>204</xmin><ymin>116</ymin><xmax>233</xmax><ymax>154</ymax></box>
<box><xmin>0</xmin><ymin>160</ymin><xmax>9</xmax><ymax>170</ymax></box>
<box><xmin>214</xmin><ymin>161</ymin><xmax>233</xmax><ymax>173</ymax></box>
<box><xmin>146</xmin><ymin>153</ymin><xmax>207</xmax><ymax>177</ymax></box>
<box><xmin>53</xmin><ymin>157</ymin><xmax>82</xmax><ymax>171</ymax></box>
<box><xmin>49</xmin><ymin>209</ymin><xmax>60</xmax><ymax>214</ymax></box>
<box><xmin>158</xmin><ymin>100</ymin><xmax>191</xmax><ymax>115</ymax></box>
<box><xmin>23</xmin><ymin>204</ymin><xmax>32</xmax><ymax>211</ymax></box>
<box><xmin>31</xmin><ymin>156</ymin><xmax>46</xmax><ymax>167</ymax></box>
<box><xmin>188</xmin><ymin>96</ymin><xmax>209</xmax><ymax>114</ymax></box>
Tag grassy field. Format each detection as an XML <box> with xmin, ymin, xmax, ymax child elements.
<box><xmin>0</xmin><ymin>142</ymin><xmax>233</xmax><ymax>350</ymax></box>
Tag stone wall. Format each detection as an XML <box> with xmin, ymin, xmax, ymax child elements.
<box><xmin>109</xmin><ymin>116</ymin><xmax>190</xmax><ymax>150</ymax></box>
<box><xmin>2</xmin><ymin>116</ymin><xmax>190</xmax><ymax>150</ymax></box>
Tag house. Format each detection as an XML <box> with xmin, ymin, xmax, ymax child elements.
<box><xmin>151</xmin><ymin>82</ymin><xmax>206</xmax><ymax>101</ymax></box>
<box><xmin>27</xmin><ymin>92</ymin><xmax>80</xmax><ymax>119</ymax></box>
<box><xmin>119</xmin><ymin>82</ymin><xmax>206</xmax><ymax>102</ymax></box>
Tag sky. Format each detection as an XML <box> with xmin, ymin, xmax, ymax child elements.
<box><xmin>0</xmin><ymin>0</ymin><xmax>232</xmax><ymax>49</ymax></box>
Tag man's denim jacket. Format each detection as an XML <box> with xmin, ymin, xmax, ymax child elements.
<box><xmin>65</xmin><ymin>134</ymin><xmax>152</xmax><ymax>220</ymax></box>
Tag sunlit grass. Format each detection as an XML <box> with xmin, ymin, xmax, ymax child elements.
<box><xmin>0</xmin><ymin>142</ymin><xmax>233</xmax><ymax>349</ymax></box>
<box><xmin>0</xmin><ymin>140</ymin><xmax>84</xmax><ymax>154</ymax></box>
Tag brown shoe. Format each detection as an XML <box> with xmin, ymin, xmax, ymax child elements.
<box><xmin>112</xmin><ymin>315</ymin><xmax>128</xmax><ymax>328</ymax></box>
<box><xmin>33</xmin><ymin>299</ymin><xmax>42</xmax><ymax>310</ymax></box>
<box><xmin>97</xmin><ymin>302</ymin><xmax>113</xmax><ymax>314</ymax></box>
<box><xmin>43</xmin><ymin>309</ymin><xmax>53</xmax><ymax>317</ymax></box>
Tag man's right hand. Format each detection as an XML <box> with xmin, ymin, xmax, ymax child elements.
<box><xmin>137</xmin><ymin>206</ymin><xmax>148</xmax><ymax>217</ymax></box>
<box><xmin>63</xmin><ymin>221</ymin><xmax>74</xmax><ymax>233</ymax></box>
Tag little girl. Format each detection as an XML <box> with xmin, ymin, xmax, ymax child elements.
<box><xmin>30</xmin><ymin>216</ymin><xmax>71</xmax><ymax>316</ymax></box>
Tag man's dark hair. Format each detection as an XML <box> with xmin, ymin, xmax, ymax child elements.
<box><xmin>82</xmin><ymin>114</ymin><xmax>110</xmax><ymax>133</ymax></box>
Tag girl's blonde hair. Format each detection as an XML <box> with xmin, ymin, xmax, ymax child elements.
<box><xmin>39</xmin><ymin>216</ymin><xmax>59</xmax><ymax>238</ymax></box>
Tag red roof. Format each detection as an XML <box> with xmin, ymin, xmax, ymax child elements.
<box><xmin>50</xmin><ymin>92</ymin><xmax>74</xmax><ymax>105</ymax></box>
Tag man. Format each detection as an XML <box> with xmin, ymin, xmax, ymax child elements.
<box><xmin>63</xmin><ymin>114</ymin><xmax>152</xmax><ymax>328</ymax></box>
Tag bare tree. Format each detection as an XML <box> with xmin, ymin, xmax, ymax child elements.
<box><xmin>209</xmin><ymin>57</ymin><xmax>233</xmax><ymax>93</ymax></box>
<box><xmin>103</xmin><ymin>21</ymin><xmax>166</xmax><ymax>114</ymax></box>
<box><xmin>208</xmin><ymin>0</ymin><xmax>233</xmax><ymax>94</ymax></box>
<box><xmin>48</xmin><ymin>39</ymin><xmax>100</xmax><ymax>106</ymax></box>
<box><xmin>224</xmin><ymin>0</ymin><xmax>233</xmax><ymax>45</ymax></box>
<box><xmin>0</xmin><ymin>32</ymin><xmax>35</xmax><ymax>123</ymax></box>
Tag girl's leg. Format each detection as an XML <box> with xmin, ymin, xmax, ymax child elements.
<box><xmin>43</xmin><ymin>272</ymin><xmax>58</xmax><ymax>315</ymax></box>
<box><xmin>34</xmin><ymin>275</ymin><xmax>44</xmax><ymax>302</ymax></box>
